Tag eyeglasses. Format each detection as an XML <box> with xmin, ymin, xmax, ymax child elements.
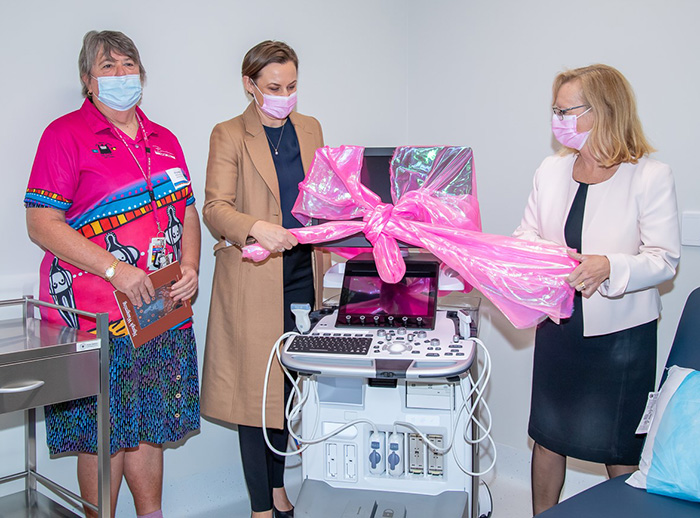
<box><xmin>552</xmin><ymin>104</ymin><xmax>590</xmax><ymax>120</ymax></box>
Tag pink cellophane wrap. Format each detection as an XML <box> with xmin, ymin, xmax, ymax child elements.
<box><xmin>243</xmin><ymin>145</ymin><xmax>577</xmax><ymax>329</ymax></box>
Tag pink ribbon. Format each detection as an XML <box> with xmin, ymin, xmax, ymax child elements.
<box><xmin>242</xmin><ymin>146</ymin><xmax>577</xmax><ymax>329</ymax></box>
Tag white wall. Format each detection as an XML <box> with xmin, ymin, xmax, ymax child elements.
<box><xmin>1</xmin><ymin>0</ymin><xmax>699</xmax><ymax>515</ymax></box>
<box><xmin>0</xmin><ymin>1</ymin><xmax>407</xmax><ymax>515</ymax></box>
<box><xmin>406</xmin><ymin>0</ymin><xmax>700</xmax><ymax>453</ymax></box>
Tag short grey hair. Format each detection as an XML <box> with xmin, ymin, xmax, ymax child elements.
<box><xmin>78</xmin><ymin>30</ymin><xmax>146</xmax><ymax>97</ymax></box>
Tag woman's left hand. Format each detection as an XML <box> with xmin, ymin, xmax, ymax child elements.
<box><xmin>567</xmin><ymin>250</ymin><xmax>610</xmax><ymax>298</ymax></box>
<box><xmin>170</xmin><ymin>263</ymin><xmax>199</xmax><ymax>302</ymax></box>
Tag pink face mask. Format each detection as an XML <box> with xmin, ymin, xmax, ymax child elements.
<box><xmin>252</xmin><ymin>80</ymin><xmax>297</xmax><ymax>119</ymax></box>
<box><xmin>551</xmin><ymin>107</ymin><xmax>592</xmax><ymax>150</ymax></box>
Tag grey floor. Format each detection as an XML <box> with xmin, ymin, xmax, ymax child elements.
<box><xmin>20</xmin><ymin>440</ymin><xmax>606</xmax><ymax>517</ymax></box>
<box><xmin>144</xmin><ymin>442</ymin><xmax>607</xmax><ymax>518</ymax></box>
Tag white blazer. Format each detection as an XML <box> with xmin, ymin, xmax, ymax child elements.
<box><xmin>513</xmin><ymin>154</ymin><xmax>680</xmax><ymax>336</ymax></box>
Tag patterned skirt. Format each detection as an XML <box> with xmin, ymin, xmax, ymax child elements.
<box><xmin>45</xmin><ymin>327</ymin><xmax>200</xmax><ymax>455</ymax></box>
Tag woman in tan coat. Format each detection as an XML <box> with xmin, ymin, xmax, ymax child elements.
<box><xmin>201</xmin><ymin>41</ymin><xmax>324</xmax><ymax>518</ymax></box>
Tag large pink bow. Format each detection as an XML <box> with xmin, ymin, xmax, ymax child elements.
<box><xmin>243</xmin><ymin>146</ymin><xmax>577</xmax><ymax>329</ymax></box>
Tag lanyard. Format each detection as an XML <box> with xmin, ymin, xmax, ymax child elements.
<box><xmin>111</xmin><ymin>115</ymin><xmax>164</xmax><ymax>234</ymax></box>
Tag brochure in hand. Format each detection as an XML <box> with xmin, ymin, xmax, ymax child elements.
<box><xmin>114</xmin><ymin>261</ymin><xmax>192</xmax><ymax>348</ymax></box>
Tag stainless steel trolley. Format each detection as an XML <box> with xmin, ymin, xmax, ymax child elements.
<box><xmin>0</xmin><ymin>297</ymin><xmax>110</xmax><ymax>518</ymax></box>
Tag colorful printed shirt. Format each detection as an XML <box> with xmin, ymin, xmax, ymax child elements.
<box><xmin>25</xmin><ymin>99</ymin><xmax>195</xmax><ymax>332</ymax></box>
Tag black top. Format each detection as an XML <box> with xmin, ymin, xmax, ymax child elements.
<box><xmin>263</xmin><ymin>121</ymin><xmax>313</xmax><ymax>291</ymax></box>
<box><xmin>264</xmin><ymin>121</ymin><xmax>305</xmax><ymax>230</ymax></box>
<box><xmin>565</xmin><ymin>182</ymin><xmax>588</xmax><ymax>310</ymax></box>
<box><xmin>564</xmin><ymin>182</ymin><xmax>588</xmax><ymax>253</ymax></box>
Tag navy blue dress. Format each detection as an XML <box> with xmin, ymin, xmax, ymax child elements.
<box><xmin>529</xmin><ymin>182</ymin><xmax>657</xmax><ymax>465</ymax></box>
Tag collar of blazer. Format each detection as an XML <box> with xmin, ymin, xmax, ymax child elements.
<box><xmin>242</xmin><ymin>102</ymin><xmax>317</xmax><ymax>208</ymax></box>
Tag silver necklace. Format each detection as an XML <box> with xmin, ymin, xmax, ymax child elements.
<box><xmin>265</xmin><ymin>120</ymin><xmax>286</xmax><ymax>156</ymax></box>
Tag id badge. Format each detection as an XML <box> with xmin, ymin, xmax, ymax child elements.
<box><xmin>148</xmin><ymin>237</ymin><xmax>172</xmax><ymax>270</ymax></box>
<box><xmin>165</xmin><ymin>167</ymin><xmax>190</xmax><ymax>189</ymax></box>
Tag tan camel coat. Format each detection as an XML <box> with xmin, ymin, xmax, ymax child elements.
<box><xmin>200</xmin><ymin>103</ymin><xmax>324</xmax><ymax>428</ymax></box>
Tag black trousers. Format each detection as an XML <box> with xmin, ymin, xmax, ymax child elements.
<box><xmin>238</xmin><ymin>377</ymin><xmax>293</xmax><ymax>512</ymax></box>
<box><xmin>239</xmin><ymin>256</ymin><xmax>314</xmax><ymax>512</ymax></box>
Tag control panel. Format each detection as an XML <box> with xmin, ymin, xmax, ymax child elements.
<box><xmin>281</xmin><ymin>311</ymin><xmax>475</xmax><ymax>380</ymax></box>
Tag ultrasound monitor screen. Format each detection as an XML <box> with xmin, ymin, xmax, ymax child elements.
<box><xmin>342</xmin><ymin>276</ymin><xmax>432</xmax><ymax>315</ymax></box>
<box><xmin>337</xmin><ymin>271</ymin><xmax>438</xmax><ymax>328</ymax></box>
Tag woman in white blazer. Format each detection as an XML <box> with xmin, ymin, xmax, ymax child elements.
<box><xmin>513</xmin><ymin>64</ymin><xmax>680</xmax><ymax>515</ymax></box>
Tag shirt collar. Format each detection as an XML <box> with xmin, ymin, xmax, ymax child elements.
<box><xmin>79</xmin><ymin>98</ymin><xmax>157</xmax><ymax>138</ymax></box>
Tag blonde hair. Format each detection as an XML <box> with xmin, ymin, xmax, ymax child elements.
<box><xmin>553</xmin><ymin>64</ymin><xmax>654</xmax><ymax>166</ymax></box>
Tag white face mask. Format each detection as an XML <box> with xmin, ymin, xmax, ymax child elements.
<box><xmin>551</xmin><ymin>107</ymin><xmax>592</xmax><ymax>150</ymax></box>
<box><xmin>252</xmin><ymin>80</ymin><xmax>297</xmax><ymax>119</ymax></box>
<box><xmin>92</xmin><ymin>74</ymin><xmax>142</xmax><ymax>111</ymax></box>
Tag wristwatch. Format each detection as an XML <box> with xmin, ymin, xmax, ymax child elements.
<box><xmin>104</xmin><ymin>259</ymin><xmax>120</xmax><ymax>281</ymax></box>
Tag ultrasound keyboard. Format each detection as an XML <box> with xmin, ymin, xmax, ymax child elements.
<box><xmin>286</xmin><ymin>335</ymin><xmax>372</xmax><ymax>355</ymax></box>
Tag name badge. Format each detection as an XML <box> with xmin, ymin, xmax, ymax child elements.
<box><xmin>148</xmin><ymin>237</ymin><xmax>173</xmax><ymax>270</ymax></box>
<box><xmin>165</xmin><ymin>167</ymin><xmax>190</xmax><ymax>189</ymax></box>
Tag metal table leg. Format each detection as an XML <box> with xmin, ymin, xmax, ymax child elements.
<box><xmin>96</xmin><ymin>312</ymin><xmax>110</xmax><ymax>518</ymax></box>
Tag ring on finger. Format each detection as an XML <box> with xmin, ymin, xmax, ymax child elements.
<box><xmin>576</xmin><ymin>281</ymin><xmax>586</xmax><ymax>291</ymax></box>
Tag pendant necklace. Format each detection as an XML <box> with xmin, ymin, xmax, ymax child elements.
<box><xmin>265</xmin><ymin>120</ymin><xmax>286</xmax><ymax>156</ymax></box>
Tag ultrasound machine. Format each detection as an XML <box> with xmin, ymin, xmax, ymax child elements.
<box><xmin>262</xmin><ymin>149</ymin><xmax>494</xmax><ymax>518</ymax></box>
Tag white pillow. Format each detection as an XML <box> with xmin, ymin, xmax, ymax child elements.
<box><xmin>626</xmin><ymin>365</ymin><xmax>700</xmax><ymax>502</ymax></box>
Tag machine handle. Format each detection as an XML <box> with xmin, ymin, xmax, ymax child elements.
<box><xmin>282</xmin><ymin>355</ymin><xmax>374</xmax><ymax>378</ymax></box>
<box><xmin>0</xmin><ymin>380</ymin><xmax>45</xmax><ymax>394</ymax></box>
<box><xmin>412</xmin><ymin>359</ymin><xmax>473</xmax><ymax>378</ymax></box>
<box><xmin>282</xmin><ymin>354</ymin><xmax>475</xmax><ymax>380</ymax></box>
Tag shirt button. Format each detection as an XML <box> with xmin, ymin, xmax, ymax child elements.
<box><xmin>175</xmin><ymin>413</ymin><xmax>181</xmax><ymax>418</ymax></box>
<box><xmin>175</xmin><ymin>393</ymin><xmax>181</xmax><ymax>399</ymax></box>
<box><xmin>134</xmin><ymin>144</ymin><xmax>139</xmax><ymax>148</ymax></box>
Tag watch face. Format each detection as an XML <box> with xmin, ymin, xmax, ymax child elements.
<box><xmin>106</xmin><ymin>266</ymin><xmax>116</xmax><ymax>279</ymax></box>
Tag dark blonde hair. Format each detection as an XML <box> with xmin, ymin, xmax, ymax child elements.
<box><xmin>79</xmin><ymin>31</ymin><xmax>145</xmax><ymax>97</ymax></box>
<box><xmin>553</xmin><ymin>64</ymin><xmax>654</xmax><ymax>166</ymax></box>
<box><xmin>241</xmin><ymin>40</ymin><xmax>298</xmax><ymax>81</ymax></box>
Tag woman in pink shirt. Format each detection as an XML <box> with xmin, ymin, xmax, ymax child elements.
<box><xmin>25</xmin><ymin>30</ymin><xmax>201</xmax><ymax>518</ymax></box>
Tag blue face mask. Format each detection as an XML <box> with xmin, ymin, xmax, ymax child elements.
<box><xmin>93</xmin><ymin>74</ymin><xmax>142</xmax><ymax>111</ymax></box>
